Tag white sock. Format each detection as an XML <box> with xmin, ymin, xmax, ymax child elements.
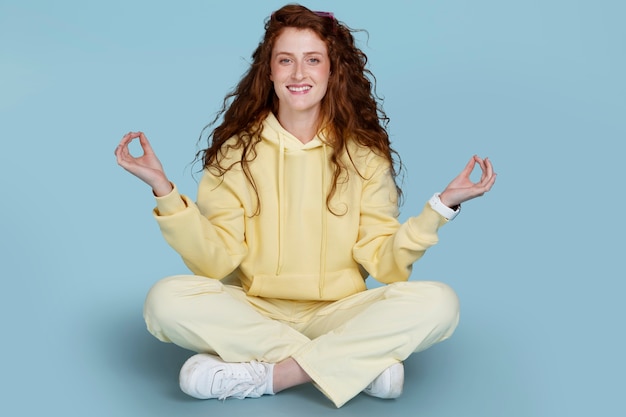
<box><xmin>264</xmin><ymin>363</ymin><xmax>275</xmax><ymax>395</ymax></box>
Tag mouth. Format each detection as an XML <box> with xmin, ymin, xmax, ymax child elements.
<box><xmin>287</xmin><ymin>85</ymin><xmax>312</xmax><ymax>93</ymax></box>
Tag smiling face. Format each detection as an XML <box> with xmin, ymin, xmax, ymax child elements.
<box><xmin>270</xmin><ymin>27</ymin><xmax>331</xmax><ymax>124</ymax></box>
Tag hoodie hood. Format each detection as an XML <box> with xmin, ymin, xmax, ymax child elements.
<box><xmin>261</xmin><ymin>112</ymin><xmax>326</xmax><ymax>150</ymax></box>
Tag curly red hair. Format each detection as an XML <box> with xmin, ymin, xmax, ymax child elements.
<box><xmin>197</xmin><ymin>4</ymin><xmax>402</xmax><ymax>213</ymax></box>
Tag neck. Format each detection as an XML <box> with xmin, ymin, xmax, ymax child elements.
<box><xmin>276</xmin><ymin>108</ymin><xmax>321</xmax><ymax>144</ymax></box>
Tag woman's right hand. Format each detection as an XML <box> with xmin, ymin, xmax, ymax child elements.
<box><xmin>114</xmin><ymin>131</ymin><xmax>173</xmax><ymax>197</ymax></box>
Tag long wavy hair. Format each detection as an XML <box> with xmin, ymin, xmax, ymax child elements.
<box><xmin>196</xmin><ymin>4</ymin><xmax>402</xmax><ymax>214</ymax></box>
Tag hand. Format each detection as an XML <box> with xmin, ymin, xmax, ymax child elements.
<box><xmin>114</xmin><ymin>131</ymin><xmax>173</xmax><ymax>196</ymax></box>
<box><xmin>439</xmin><ymin>155</ymin><xmax>496</xmax><ymax>208</ymax></box>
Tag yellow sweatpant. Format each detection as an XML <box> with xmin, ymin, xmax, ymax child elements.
<box><xmin>143</xmin><ymin>275</ymin><xmax>460</xmax><ymax>408</ymax></box>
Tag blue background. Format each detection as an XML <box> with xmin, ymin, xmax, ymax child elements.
<box><xmin>1</xmin><ymin>0</ymin><xmax>624</xmax><ymax>416</ymax></box>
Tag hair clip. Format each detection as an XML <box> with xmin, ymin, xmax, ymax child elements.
<box><xmin>268</xmin><ymin>9</ymin><xmax>337</xmax><ymax>32</ymax></box>
<box><xmin>313</xmin><ymin>11</ymin><xmax>335</xmax><ymax>19</ymax></box>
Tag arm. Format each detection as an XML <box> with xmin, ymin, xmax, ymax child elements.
<box><xmin>352</xmin><ymin>160</ymin><xmax>446</xmax><ymax>283</ymax></box>
<box><xmin>353</xmin><ymin>155</ymin><xmax>496</xmax><ymax>284</ymax></box>
<box><xmin>153</xmin><ymin>176</ymin><xmax>248</xmax><ymax>279</ymax></box>
<box><xmin>115</xmin><ymin>132</ymin><xmax>247</xmax><ymax>278</ymax></box>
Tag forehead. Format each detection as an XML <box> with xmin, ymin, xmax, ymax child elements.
<box><xmin>272</xmin><ymin>27</ymin><xmax>328</xmax><ymax>55</ymax></box>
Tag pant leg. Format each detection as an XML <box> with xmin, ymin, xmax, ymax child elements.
<box><xmin>292</xmin><ymin>281</ymin><xmax>460</xmax><ymax>408</ymax></box>
<box><xmin>143</xmin><ymin>275</ymin><xmax>310</xmax><ymax>363</ymax></box>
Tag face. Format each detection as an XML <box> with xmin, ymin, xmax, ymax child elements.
<box><xmin>270</xmin><ymin>27</ymin><xmax>331</xmax><ymax>121</ymax></box>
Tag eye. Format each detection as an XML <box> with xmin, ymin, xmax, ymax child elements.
<box><xmin>278</xmin><ymin>57</ymin><xmax>292</xmax><ymax>64</ymax></box>
<box><xmin>307</xmin><ymin>57</ymin><xmax>321</xmax><ymax>64</ymax></box>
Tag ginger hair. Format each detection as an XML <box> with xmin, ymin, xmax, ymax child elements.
<box><xmin>196</xmin><ymin>4</ymin><xmax>402</xmax><ymax>214</ymax></box>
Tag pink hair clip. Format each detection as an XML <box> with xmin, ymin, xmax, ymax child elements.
<box><xmin>314</xmin><ymin>11</ymin><xmax>337</xmax><ymax>32</ymax></box>
<box><xmin>313</xmin><ymin>11</ymin><xmax>335</xmax><ymax>19</ymax></box>
<box><xmin>269</xmin><ymin>9</ymin><xmax>337</xmax><ymax>31</ymax></box>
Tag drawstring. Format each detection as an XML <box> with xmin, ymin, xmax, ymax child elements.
<box><xmin>318</xmin><ymin>142</ymin><xmax>329</xmax><ymax>298</ymax></box>
<box><xmin>276</xmin><ymin>133</ymin><xmax>286</xmax><ymax>275</ymax></box>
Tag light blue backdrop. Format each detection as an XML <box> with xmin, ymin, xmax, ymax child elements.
<box><xmin>1</xmin><ymin>0</ymin><xmax>624</xmax><ymax>416</ymax></box>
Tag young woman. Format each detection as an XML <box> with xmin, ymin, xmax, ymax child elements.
<box><xmin>115</xmin><ymin>4</ymin><xmax>496</xmax><ymax>408</ymax></box>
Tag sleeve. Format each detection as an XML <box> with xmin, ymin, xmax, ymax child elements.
<box><xmin>352</xmin><ymin>159</ymin><xmax>449</xmax><ymax>284</ymax></box>
<box><xmin>152</xmin><ymin>171</ymin><xmax>248</xmax><ymax>279</ymax></box>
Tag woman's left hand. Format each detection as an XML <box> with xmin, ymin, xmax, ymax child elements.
<box><xmin>439</xmin><ymin>155</ymin><xmax>497</xmax><ymax>208</ymax></box>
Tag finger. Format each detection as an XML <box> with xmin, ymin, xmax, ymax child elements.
<box><xmin>485</xmin><ymin>157</ymin><xmax>494</xmax><ymax>176</ymax></box>
<box><xmin>118</xmin><ymin>139</ymin><xmax>132</xmax><ymax>158</ymax></box>
<box><xmin>115</xmin><ymin>145</ymin><xmax>129</xmax><ymax>167</ymax></box>
<box><xmin>477</xmin><ymin>170</ymin><xmax>497</xmax><ymax>194</ymax></box>
<box><xmin>114</xmin><ymin>145</ymin><xmax>127</xmax><ymax>160</ymax></box>
<box><xmin>115</xmin><ymin>144</ymin><xmax>132</xmax><ymax>166</ymax></box>
<box><xmin>477</xmin><ymin>157</ymin><xmax>488</xmax><ymax>182</ymax></box>
<box><xmin>473</xmin><ymin>154</ymin><xmax>485</xmax><ymax>169</ymax></box>
<box><xmin>463</xmin><ymin>155</ymin><xmax>484</xmax><ymax>185</ymax></box>
<box><xmin>479</xmin><ymin>157</ymin><xmax>494</xmax><ymax>184</ymax></box>
<box><xmin>118</xmin><ymin>131</ymin><xmax>149</xmax><ymax>159</ymax></box>
<box><xmin>460</xmin><ymin>156</ymin><xmax>477</xmax><ymax>177</ymax></box>
<box><xmin>118</xmin><ymin>142</ymin><xmax>139</xmax><ymax>167</ymax></box>
<box><xmin>114</xmin><ymin>137</ymin><xmax>130</xmax><ymax>159</ymax></box>
<box><xmin>117</xmin><ymin>131</ymin><xmax>139</xmax><ymax>150</ymax></box>
<box><xmin>116</xmin><ymin>132</ymin><xmax>143</xmax><ymax>168</ymax></box>
<box><xmin>473</xmin><ymin>156</ymin><xmax>491</xmax><ymax>183</ymax></box>
<box><xmin>138</xmin><ymin>132</ymin><xmax>156</xmax><ymax>155</ymax></box>
<box><xmin>485</xmin><ymin>172</ymin><xmax>497</xmax><ymax>191</ymax></box>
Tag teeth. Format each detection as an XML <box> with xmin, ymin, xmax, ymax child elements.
<box><xmin>288</xmin><ymin>86</ymin><xmax>311</xmax><ymax>92</ymax></box>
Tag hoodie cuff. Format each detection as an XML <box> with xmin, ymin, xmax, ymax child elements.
<box><xmin>154</xmin><ymin>183</ymin><xmax>187</xmax><ymax>216</ymax></box>
<box><xmin>428</xmin><ymin>193</ymin><xmax>461</xmax><ymax>221</ymax></box>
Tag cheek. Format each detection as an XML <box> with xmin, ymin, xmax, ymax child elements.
<box><xmin>320</xmin><ymin>63</ymin><xmax>331</xmax><ymax>82</ymax></box>
<box><xmin>270</xmin><ymin>67</ymin><xmax>289</xmax><ymax>83</ymax></box>
<box><xmin>319</xmin><ymin>69</ymin><xmax>331</xmax><ymax>86</ymax></box>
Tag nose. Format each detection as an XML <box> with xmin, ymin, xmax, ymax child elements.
<box><xmin>292</xmin><ymin>61</ymin><xmax>304</xmax><ymax>80</ymax></box>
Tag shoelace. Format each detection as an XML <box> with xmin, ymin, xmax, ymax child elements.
<box><xmin>217</xmin><ymin>361</ymin><xmax>268</xmax><ymax>400</ymax></box>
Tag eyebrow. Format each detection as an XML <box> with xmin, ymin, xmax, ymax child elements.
<box><xmin>273</xmin><ymin>51</ymin><xmax>325</xmax><ymax>56</ymax></box>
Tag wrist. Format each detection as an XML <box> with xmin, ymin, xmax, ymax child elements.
<box><xmin>438</xmin><ymin>192</ymin><xmax>458</xmax><ymax>209</ymax></box>
<box><xmin>429</xmin><ymin>193</ymin><xmax>461</xmax><ymax>220</ymax></box>
<box><xmin>152</xmin><ymin>180</ymin><xmax>174</xmax><ymax>197</ymax></box>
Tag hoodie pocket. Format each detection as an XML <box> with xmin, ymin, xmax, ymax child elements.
<box><xmin>247</xmin><ymin>269</ymin><xmax>366</xmax><ymax>301</ymax></box>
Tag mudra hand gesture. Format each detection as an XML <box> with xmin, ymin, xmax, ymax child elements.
<box><xmin>439</xmin><ymin>155</ymin><xmax>496</xmax><ymax>208</ymax></box>
<box><xmin>114</xmin><ymin>131</ymin><xmax>173</xmax><ymax>197</ymax></box>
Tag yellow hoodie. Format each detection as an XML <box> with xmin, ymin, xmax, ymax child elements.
<box><xmin>153</xmin><ymin>113</ymin><xmax>448</xmax><ymax>301</ymax></box>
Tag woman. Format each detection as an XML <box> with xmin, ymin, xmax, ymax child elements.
<box><xmin>115</xmin><ymin>4</ymin><xmax>496</xmax><ymax>408</ymax></box>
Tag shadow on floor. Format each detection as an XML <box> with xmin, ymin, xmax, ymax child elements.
<box><xmin>85</xmin><ymin>303</ymin><xmax>449</xmax><ymax>416</ymax></box>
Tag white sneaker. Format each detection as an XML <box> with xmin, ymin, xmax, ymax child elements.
<box><xmin>179</xmin><ymin>353</ymin><xmax>274</xmax><ymax>400</ymax></box>
<box><xmin>363</xmin><ymin>362</ymin><xmax>404</xmax><ymax>399</ymax></box>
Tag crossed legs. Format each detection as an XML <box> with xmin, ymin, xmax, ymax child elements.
<box><xmin>143</xmin><ymin>275</ymin><xmax>459</xmax><ymax>407</ymax></box>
